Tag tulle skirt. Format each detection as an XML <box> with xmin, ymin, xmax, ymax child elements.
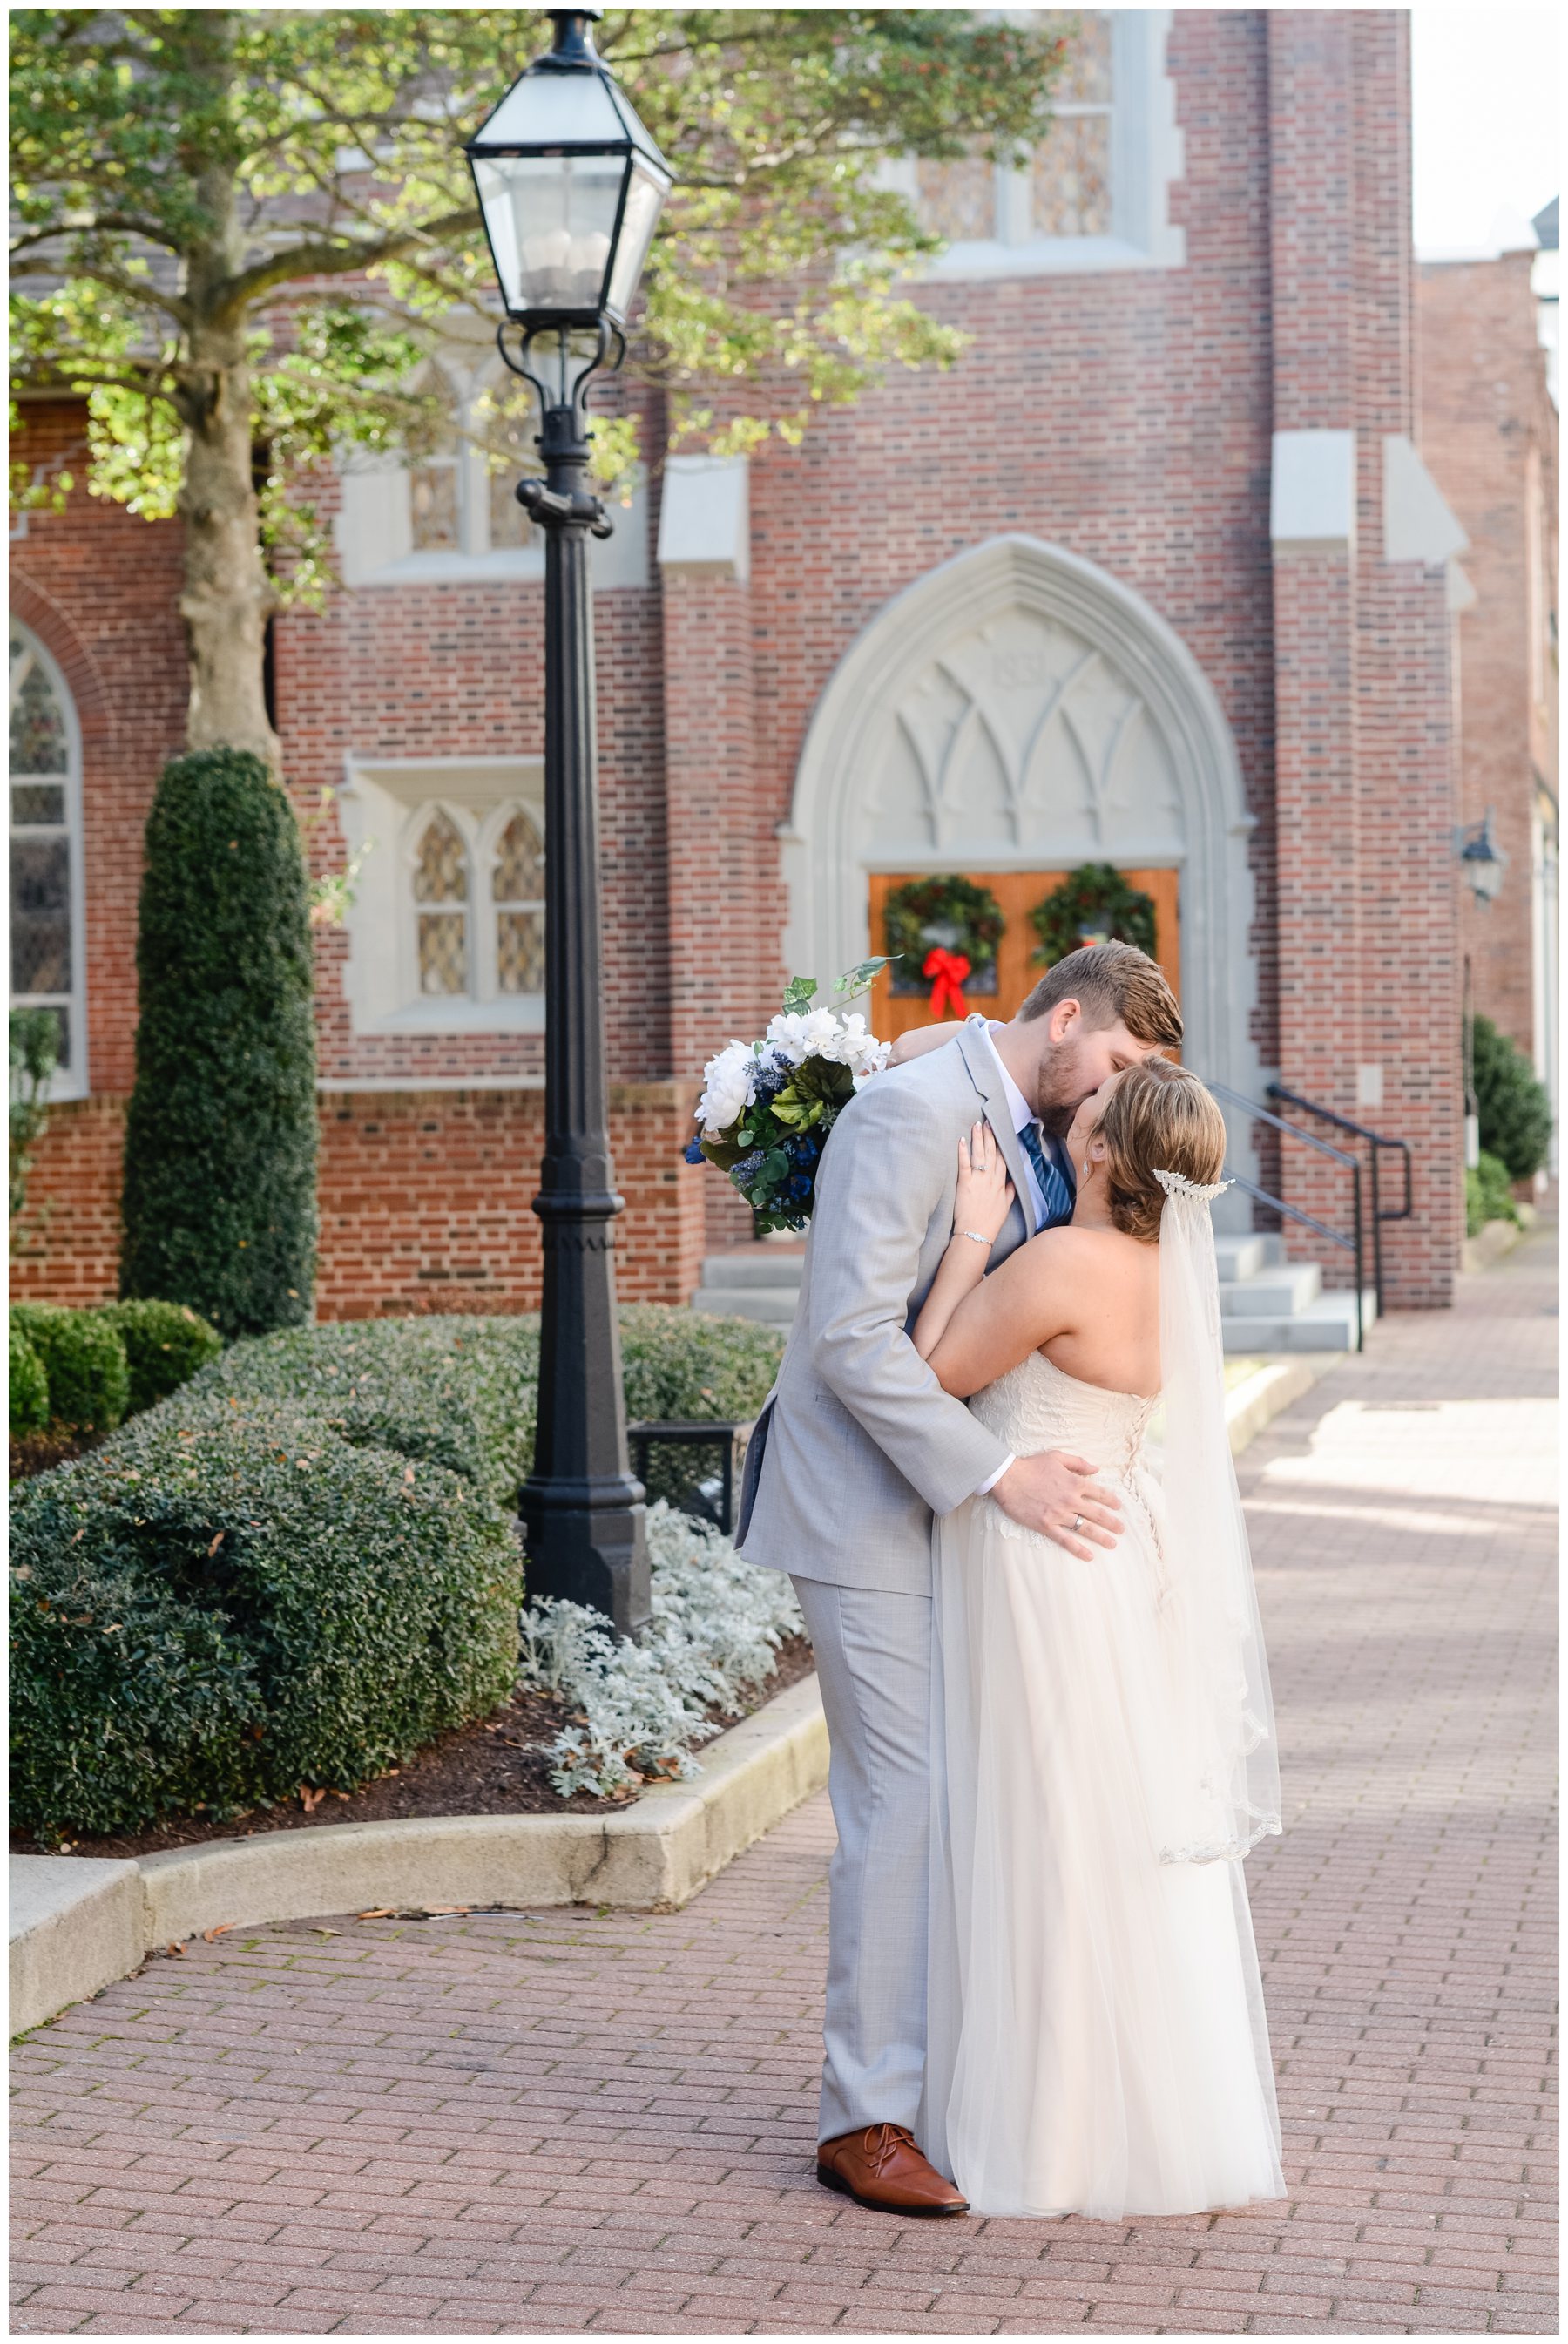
<box><xmin>922</xmin><ymin>1487</ymin><xmax>1287</xmax><ymax>2220</ymax></box>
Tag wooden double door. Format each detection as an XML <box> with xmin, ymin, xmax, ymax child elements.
<box><xmin>866</xmin><ymin>868</ymin><xmax>1181</xmax><ymax>1047</ymax></box>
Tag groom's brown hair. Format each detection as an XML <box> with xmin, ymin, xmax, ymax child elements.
<box><xmin>1017</xmin><ymin>938</ymin><xmax>1183</xmax><ymax>1050</ymax></box>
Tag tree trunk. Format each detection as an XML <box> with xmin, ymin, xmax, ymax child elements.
<box><xmin>176</xmin><ymin>321</ymin><xmax>279</xmax><ymax>766</ymax></box>
<box><xmin>175</xmin><ymin>79</ymin><xmax>279</xmax><ymax>767</ymax></box>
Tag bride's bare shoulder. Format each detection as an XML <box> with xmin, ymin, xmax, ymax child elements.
<box><xmin>1021</xmin><ymin>1223</ymin><xmax>1152</xmax><ymax>1284</ymax></box>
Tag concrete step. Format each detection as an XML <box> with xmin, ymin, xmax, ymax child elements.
<box><xmin>1214</xmin><ymin>1232</ymin><xmax>1285</xmax><ymax>1281</ymax></box>
<box><xmin>1219</xmin><ymin>1261</ymin><xmax>1323</xmax><ymax>1317</ymax></box>
<box><xmin>1222</xmin><ymin>1289</ymin><xmax>1378</xmax><ymax>1353</ymax></box>
<box><xmin>697</xmin><ymin>1250</ymin><xmax>806</xmax><ymax>1291</ymax></box>
<box><xmin>693</xmin><ymin>1285</ymin><xmax>800</xmax><ymax>1328</ymax></box>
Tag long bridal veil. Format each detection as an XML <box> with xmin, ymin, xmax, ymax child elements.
<box><xmin>1151</xmin><ymin>1168</ymin><xmax>1283</xmax><ymax>1866</ymax></box>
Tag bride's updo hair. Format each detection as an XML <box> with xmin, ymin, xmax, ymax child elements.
<box><xmin>1090</xmin><ymin>1060</ymin><xmax>1228</xmax><ymax>1243</ymax></box>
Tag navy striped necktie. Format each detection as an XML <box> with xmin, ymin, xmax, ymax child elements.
<box><xmin>1018</xmin><ymin>1121</ymin><xmax>1074</xmax><ymax>1230</ymax></box>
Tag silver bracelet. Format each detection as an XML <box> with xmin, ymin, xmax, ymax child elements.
<box><xmin>957</xmin><ymin>1229</ymin><xmax>990</xmax><ymax>1247</ymax></box>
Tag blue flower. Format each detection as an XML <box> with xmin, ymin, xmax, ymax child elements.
<box><xmin>729</xmin><ymin>1149</ymin><xmax>766</xmax><ymax>1192</ymax></box>
<box><xmin>683</xmin><ymin>1135</ymin><xmax>706</xmax><ymax>1165</ymax></box>
<box><xmin>787</xmin><ymin>1173</ymin><xmax>813</xmax><ymax>1201</ymax></box>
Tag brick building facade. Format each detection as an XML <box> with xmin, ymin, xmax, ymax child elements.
<box><xmin>1416</xmin><ymin>247</ymin><xmax>1559</xmax><ymax>1167</ymax></box>
<box><xmin>14</xmin><ymin>10</ymin><xmax>1511</xmax><ymax>1321</ymax></box>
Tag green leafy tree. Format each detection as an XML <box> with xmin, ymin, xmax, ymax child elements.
<box><xmin>10</xmin><ymin>8</ymin><xmax>1068</xmax><ymax>759</ymax></box>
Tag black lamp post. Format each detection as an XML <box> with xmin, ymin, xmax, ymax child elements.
<box><xmin>467</xmin><ymin>8</ymin><xmax>672</xmax><ymax>1636</ymax></box>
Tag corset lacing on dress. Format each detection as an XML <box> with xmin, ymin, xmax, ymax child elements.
<box><xmin>976</xmin><ymin>1352</ymin><xmax>1173</xmax><ymax>1605</ymax></box>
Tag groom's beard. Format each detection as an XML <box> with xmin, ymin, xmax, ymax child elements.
<box><xmin>1034</xmin><ymin>1051</ymin><xmax>1093</xmax><ymax>1141</ymax></box>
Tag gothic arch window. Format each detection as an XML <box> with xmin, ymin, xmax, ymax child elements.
<box><xmin>9</xmin><ymin>621</ymin><xmax>86</xmax><ymax>1096</ymax></box>
<box><xmin>410</xmin><ymin>806</ymin><xmax>470</xmax><ymax>996</ymax></box>
<box><xmin>492</xmin><ymin>810</ymin><xmax>545</xmax><ymax>995</ymax></box>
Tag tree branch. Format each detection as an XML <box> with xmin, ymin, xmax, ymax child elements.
<box><xmin>209</xmin><ymin>206</ymin><xmax>481</xmax><ymax>319</ymax></box>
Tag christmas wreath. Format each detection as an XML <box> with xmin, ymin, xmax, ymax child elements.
<box><xmin>882</xmin><ymin>875</ymin><xmax>1004</xmax><ymax>999</ymax></box>
<box><xmin>1030</xmin><ymin>863</ymin><xmax>1158</xmax><ymax>968</ymax></box>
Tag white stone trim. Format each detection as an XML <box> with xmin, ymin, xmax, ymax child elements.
<box><xmin>781</xmin><ymin>533</ymin><xmax>1260</xmax><ymax>1113</ymax></box>
<box><xmin>1271</xmin><ymin>430</ymin><xmax>1357</xmax><ymax>552</ymax></box>
<box><xmin>1382</xmin><ymin>433</ymin><xmax>1470</xmax><ymax>566</ymax></box>
<box><xmin>657</xmin><ymin>454</ymin><xmax>751</xmax><ymax>582</ymax></box>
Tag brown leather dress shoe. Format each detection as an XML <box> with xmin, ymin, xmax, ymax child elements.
<box><xmin>816</xmin><ymin>2123</ymin><xmax>970</xmax><ymax>2216</ymax></box>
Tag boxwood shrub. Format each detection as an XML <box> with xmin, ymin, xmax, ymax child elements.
<box><xmin>10</xmin><ymin>1396</ymin><xmax>522</xmax><ymax>1839</ymax></box>
<box><xmin>9</xmin><ymin>1318</ymin><xmax>49</xmax><ymax>1439</ymax></box>
<box><xmin>102</xmin><ymin>1298</ymin><xmax>224</xmax><ymax>1416</ymax></box>
<box><xmin>188</xmin><ymin>1304</ymin><xmax>783</xmax><ymax>1509</ymax></box>
<box><xmin>10</xmin><ymin>1302</ymin><xmax>130</xmax><ymax>1434</ymax></box>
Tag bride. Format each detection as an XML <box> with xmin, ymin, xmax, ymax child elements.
<box><xmin>909</xmin><ymin>1054</ymin><xmax>1286</xmax><ymax>2220</ymax></box>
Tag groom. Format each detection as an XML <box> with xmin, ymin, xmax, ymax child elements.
<box><xmin>737</xmin><ymin>940</ymin><xmax>1184</xmax><ymax>2214</ymax></box>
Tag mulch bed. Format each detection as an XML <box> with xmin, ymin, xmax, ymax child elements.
<box><xmin>10</xmin><ymin>1634</ymin><xmax>817</xmax><ymax>1862</ymax></box>
<box><xmin>10</xmin><ymin>1426</ymin><xmax>108</xmax><ymax>1481</ymax></box>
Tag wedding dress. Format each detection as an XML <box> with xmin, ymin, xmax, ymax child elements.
<box><xmin>923</xmin><ymin>1223</ymin><xmax>1287</xmax><ymax>2219</ymax></box>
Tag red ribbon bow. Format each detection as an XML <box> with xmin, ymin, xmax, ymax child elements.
<box><xmin>923</xmin><ymin>946</ymin><xmax>971</xmax><ymax>1019</ymax></box>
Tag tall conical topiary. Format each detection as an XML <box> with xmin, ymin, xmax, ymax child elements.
<box><xmin>120</xmin><ymin>749</ymin><xmax>317</xmax><ymax>1337</ymax></box>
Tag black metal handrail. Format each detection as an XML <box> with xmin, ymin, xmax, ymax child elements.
<box><xmin>1266</xmin><ymin>1083</ymin><xmax>1413</xmax><ymax>1318</ymax></box>
<box><xmin>1206</xmin><ymin>1078</ymin><xmax>1366</xmax><ymax>1350</ymax></box>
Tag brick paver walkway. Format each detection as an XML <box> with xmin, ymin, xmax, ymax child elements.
<box><xmin>12</xmin><ymin>1231</ymin><xmax>1558</xmax><ymax>2336</ymax></box>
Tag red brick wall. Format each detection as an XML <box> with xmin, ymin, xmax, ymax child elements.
<box><xmin>1416</xmin><ymin>251</ymin><xmax>1559</xmax><ymax>1060</ymax></box>
<box><xmin>12</xmin><ymin>1087</ymin><xmax>706</xmax><ymax>1318</ymax></box>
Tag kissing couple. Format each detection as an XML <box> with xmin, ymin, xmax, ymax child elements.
<box><xmin>738</xmin><ymin>940</ymin><xmax>1287</xmax><ymax>2220</ymax></box>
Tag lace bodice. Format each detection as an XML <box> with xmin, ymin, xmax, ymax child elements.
<box><xmin>970</xmin><ymin>1348</ymin><xmax>1158</xmax><ymax>1483</ymax></box>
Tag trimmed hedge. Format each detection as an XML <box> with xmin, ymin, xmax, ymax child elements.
<box><xmin>10</xmin><ymin>1396</ymin><xmax>522</xmax><ymax>1839</ymax></box>
<box><xmin>1465</xmin><ymin>1148</ymin><xmax>1522</xmax><ymax>1239</ymax></box>
<box><xmin>187</xmin><ymin>1304</ymin><xmax>784</xmax><ymax>1508</ymax></box>
<box><xmin>10</xmin><ymin>1318</ymin><xmax>48</xmax><ymax>1439</ymax></box>
<box><xmin>101</xmin><ymin>1298</ymin><xmax>225</xmax><ymax>1416</ymax></box>
<box><xmin>119</xmin><ymin>749</ymin><xmax>318</xmax><ymax>1338</ymax></box>
<box><xmin>1473</xmin><ymin>1014</ymin><xmax>1553</xmax><ymax>1182</ymax></box>
<box><xmin>10</xmin><ymin>1302</ymin><xmax>129</xmax><ymax>1434</ymax></box>
<box><xmin>186</xmin><ymin>1315</ymin><xmax>538</xmax><ymax>1507</ymax></box>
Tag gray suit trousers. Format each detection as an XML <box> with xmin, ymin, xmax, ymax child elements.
<box><xmin>792</xmin><ymin>1573</ymin><xmax>932</xmax><ymax>2144</ymax></box>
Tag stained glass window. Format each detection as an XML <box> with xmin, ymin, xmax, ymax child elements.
<box><xmin>413</xmin><ymin>809</ymin><xmax>469</xmax><ymax>995</ymax></box>
<box><xmin>9</xmin><ymin>624</ymin><xmax>78</xmax><ymax>1077</ymax></box>
<box><xmin>916</xmin><ymin>152</ymin><xmax>998</xmax><ymax>245</ymax></box>
<box><xmin>494</xmin><ymin>810</ymin><xmax>545</xmax><ymax>994</ymax></box>
<box><xmin>1032</xmin><ymin>112</ymin><xmax>1112</xmax><ymax>239</ymax></box>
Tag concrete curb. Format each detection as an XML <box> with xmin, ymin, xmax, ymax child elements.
<box><xmin>10</xmin><ymin>1673</ymin><xmax>828</xmax><ymax>2037</ymax></box>
<box><xmin>1225</xmin><ymin>1356</ymin><xmax>1333</xmax><ymax>1455</ymax></box>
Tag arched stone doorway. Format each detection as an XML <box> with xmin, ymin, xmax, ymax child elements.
<box><xmin>781</xmin><ymin>534</ymin><xmax>1260</xmax><ymax>1106</ymax></box>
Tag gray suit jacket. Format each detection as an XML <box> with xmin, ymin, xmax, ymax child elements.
<box><xmin>737</xmin><ymin>1017</ymin><xmax>1054</xmax><ymax>1596</ymax></box>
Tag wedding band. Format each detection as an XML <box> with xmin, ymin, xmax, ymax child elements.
<box><xmin>1071</xmin><ymin>1514</ymin><xmax>1084</xmax><ymax>1534</ymax></box>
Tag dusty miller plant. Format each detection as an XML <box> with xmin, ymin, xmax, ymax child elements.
<box><xmin>519</xmin><ymin>1500</ymin><xmax>805</xmax><ymax>1798</ymax></box>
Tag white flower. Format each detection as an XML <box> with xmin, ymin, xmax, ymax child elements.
<box><xmin>697</xmin><ymin>1040</ymin><xmax>756</xmax><ymax>1132</ymax></box>
<box><xmin>825</xmin><ymin>1013</ymin><xmax>889</xmax><ymax>1075</ymax></box>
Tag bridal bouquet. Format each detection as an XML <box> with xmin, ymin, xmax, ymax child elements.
<box><xmin>684</xmin><ymin>963</ymin><xmax>894</xmax><ymax>1233</ymax></box>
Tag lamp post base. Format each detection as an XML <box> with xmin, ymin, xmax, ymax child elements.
<box><xmin>519</xmin><ymin>1475</ymin><xmax>650</xmax><ymax>1636</ymax></box>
